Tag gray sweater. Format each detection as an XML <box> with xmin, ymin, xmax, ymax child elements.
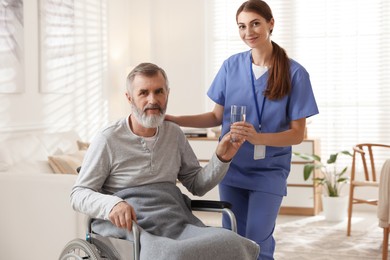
<box><xmin>71</xmin><ymin>116</ymin><xmax>230</xmax><ymax>220</ymax></box>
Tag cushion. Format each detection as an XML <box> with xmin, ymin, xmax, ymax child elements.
<box><xmin>38</xmin><ymin>131</ymin><xmax>80</xmax><ymax>155</ymax></box>
<box><xmin>48</xmin><ymin>150</ymin><xmax>86</xmax><ymax>175</ymax></box>
<box><xmin>0</xmin><ymin>148</ymin><xmax>12</xmax><ymax>171</ymax></box>
<box><xmin>77</xmin><ymin>140</ymin><xmax>90</xmax><ymax>150</ymax></box>
<box><xmin>8</xmin><ymin>161</ymin><xmax>54</xmax><ymax>174</ymax></box>
<box><xmin>0</xmin><ymin>162</ymin><xmax>9</xmax><ymax>172</ymax></box>
<box><xmin>0</xmin><ymin>135</ymin><xmax>47</xmax><ymax>165</ymax></box>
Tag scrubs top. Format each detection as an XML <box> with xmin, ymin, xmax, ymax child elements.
<box><xmin>208</xmin><ymin>50</ymin><xmax>319</xmax><ymax>196</ymax></box>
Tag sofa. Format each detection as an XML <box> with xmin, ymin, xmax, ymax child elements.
<box><xmin>0</xmin><ymin>130</ymin><xmax>88</xmax><ymax>260</ymax></box>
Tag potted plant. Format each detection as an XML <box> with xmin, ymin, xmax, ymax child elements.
<box><xmin>293</xmin><ymin>150</ymin><xmax>352</xmax><ymax>221</ymax></box>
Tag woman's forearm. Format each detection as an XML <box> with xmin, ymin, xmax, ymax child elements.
<box><xmin>254</xmin><ymin>118</ymin><xmax>306</xmax><ymax>146</ymax></box>
<box><xmin>255</xmin><ymin>129</ymin><xmax>305</xmax><ymax>146</ymax></box>
<box><xmin>167</xmin><ymin>112</ymin><xmax>221</xmax><ymax>128</ymax></box>
<box><xmin>230</xmin><ymin>118</ymin><xmax>306</xmax><ymax>146</ymax></box>
<box><xmin>165</xmin><ymin>104</ymin><xmax>224</xmax><ymax>128</ymax></box>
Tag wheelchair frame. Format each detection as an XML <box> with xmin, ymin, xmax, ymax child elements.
<box><xmin>59</xmin><ymin>200</ymin><xmax>237</xmax><ymax>260</ymax></box>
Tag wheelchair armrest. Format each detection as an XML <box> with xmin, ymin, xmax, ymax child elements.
<box><xmin>191</xmin><ymin>200</ymin><xmax>232</xmax><ymax>210</ymax></box>
<box><xmin>190</xmin><ymin>200</ymin><xmax>237</xmax><ymax>233</ymax></box>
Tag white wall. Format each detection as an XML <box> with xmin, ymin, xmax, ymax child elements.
<box><xmin>101</xmin><ymin>0</ymin><xmax>208</xmax><ymax>124</ymax></box>
<box><xmin>0</xmin><ymin>0</ymin><xmax>207</xmax><ymax>140</ymax></box>
<box><xmin>148</xmin><ymin>0</ymin><xmax>206</xmax><ymax>117</ymax></box>
<box><xmin>110</xmin><ymin>0</ymin><xmax>207</xmax><ymax>118</ymax></box>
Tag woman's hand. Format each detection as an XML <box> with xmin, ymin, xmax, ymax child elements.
<box><xmin>230</xmin><ymin>118</ymin><xmax>307</xmax><ymax>147</ymax></box>
<box><xmin>230</xmin><ymin>122</ymin><xmax>259</xmax><ymax>145</ymax></box>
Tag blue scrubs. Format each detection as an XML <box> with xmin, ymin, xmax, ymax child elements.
<box><xmin>208</xmin><ymin>50</ymin><xmax>319</xmax><ymax>260</ymax></box>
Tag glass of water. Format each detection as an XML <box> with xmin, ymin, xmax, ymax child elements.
<box><xmin>230</xmin><ymin>105</ymin><xmax>246</xmax><ymax>142</ymax></box>
<box><xmin>230</xmin><ymin>105</ymin><xmax>246</xmax><ymax>124</ymax></box>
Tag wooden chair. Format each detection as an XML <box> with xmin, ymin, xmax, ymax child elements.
<box><xmin>346</xmin><ymin>143</ymin><xmax>390</xmax><ymax>260</ymax></box>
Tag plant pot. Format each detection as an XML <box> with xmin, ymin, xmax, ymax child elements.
<box><xmin>322</xmin><ymin>195</ymin><xmax>348</xmax><ymax>222</ymax></box>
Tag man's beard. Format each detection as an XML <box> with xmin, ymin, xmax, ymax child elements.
<box><xmin>131</xmin><ymin>103</ymin><xmax>166</xmax><ymax>128</ymax></box>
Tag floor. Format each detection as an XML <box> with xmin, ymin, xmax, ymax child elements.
<box><xmin>194</xmin><ymin>209</ymin><xmax>384</xmax><ymax>259</ymax></box>
<box><xmin>274</xmin><ymin>210</ymin><xmax>387</xmax><ymax>260</ymax></box>
<box><xmin>194</xmin><ymin>209</ymin><xmax>378</xmax><ymax>231</ymax></box>
<box><xmin>276</xmin><ymin>210</ymin><xmax>377</xmax><ymax>229</ymax></box>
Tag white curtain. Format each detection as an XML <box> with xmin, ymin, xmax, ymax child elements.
<box><xmin>206</xmin><ymin>0</ymin><xmax>390</xmax><ymax>166</ymax></box>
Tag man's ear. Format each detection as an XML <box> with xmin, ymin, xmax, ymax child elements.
<box><xmin>125</xmin><ymin>92</ymin><xmax>132</xmax><ymax>103</ymax></box>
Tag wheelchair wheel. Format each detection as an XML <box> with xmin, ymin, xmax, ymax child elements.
<box><xmin>59</xmin><ymin>238</ymin><xmax>101</xmax><ymax>260</ymax></box>
<box><xmin>90</xmin><ymin>236</ymin><xmax>120</xmax><ymax>260</ymax></box>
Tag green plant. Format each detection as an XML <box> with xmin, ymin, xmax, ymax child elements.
<box><xmin>293</xmin><ymin>150</ymin><xmax>353</xmax><ymax>197</ymax></box>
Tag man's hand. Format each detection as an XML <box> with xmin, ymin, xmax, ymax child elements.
<box><xmin>215</xmin><ymin>130</ymin><xmax>245</xmax><ymax>162</ymax></box>
<box><xmin>108</xmin><ymin>201</ymin><xmax>137</xmax><ymax>232</ymax></box>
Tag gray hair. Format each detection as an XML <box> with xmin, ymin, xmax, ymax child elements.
<box><xmin>126</xmin><ymin>63</ymin><xmax>169</xmax><ymax>94</ymax></box>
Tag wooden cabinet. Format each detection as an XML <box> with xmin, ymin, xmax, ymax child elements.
<box><xmin>188</xmin><ymin>137</ymin><xmax>219</xmax><ymax>164</ymax></box>
<box><xmin>184</xmin><ymin>137</ymin><xmax>322</xmax><ymax>216</ymax></box>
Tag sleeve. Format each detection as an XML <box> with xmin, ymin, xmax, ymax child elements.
<box><xmin>70</xmin><ymin>133</ymin><xmax>123</xmax><ymax>220</ymax></box>
<box><xmin>177</xmin><ymin>133</ymin><xmax>230</xmax><ymax>196</ymax></box>
<box><xmin>288</xmin><ymin>66</ymin><xmax>319</xmax><ymax>121</ymax></box>
<box><xmin>207</xmin><ymin>60</ymin><xmax>228</xmax><ymax>106</ymax></box>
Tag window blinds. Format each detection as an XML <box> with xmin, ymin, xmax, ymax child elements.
<box><xmin>0</xmin><ymin>0</ymin><xmax>24</xmax><ymax>93</ymax></box>
<box><xmin>38</xmin><ymin>0</ymin><xmax>108</xmax><ymax>137</ymax></box>
<box><xmin>206</xmin><ymin>0</ymin><xmax>390</xmax><ymax>165</ymax></box>
<box><xmin>39</xmin><ymin>0</ymin><xmax>107</xmax><ymax>94</ymax></box>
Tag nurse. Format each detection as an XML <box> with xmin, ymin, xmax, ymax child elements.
<box><xmin>166</xmin><ymin>0</ymin><xmax>318</xmax><ymax>259</ymax></box>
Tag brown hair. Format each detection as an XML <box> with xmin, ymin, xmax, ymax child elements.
<box><xmin>236</xmin><ymin>0</ymin><xmax>291</xmax><ymax>100</ymax></box>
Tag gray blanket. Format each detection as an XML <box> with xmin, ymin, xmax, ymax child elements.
<box><xmin>92</xmin><ymin>182</ymin><xmax>259</xmax><ymax>260</ymax></box>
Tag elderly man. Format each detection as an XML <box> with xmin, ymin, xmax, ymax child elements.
<box><xmin>71</xmin><ymin>62</ymin><xmax>259</xmax><ymax>260</ymax></box>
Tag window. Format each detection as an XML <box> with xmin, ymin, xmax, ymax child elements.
<box><xmin>39</xmin><ymin>0</ymin><xmax>108</xmax><ymax>137</ymax></box>
<box><xmin>206</xmin><ymin>0</ymin><xmax>390</xmax><ymax>165</ymax></box>
<box><xmin>39</xmin><ymin>0</ymin><xmax>107</xmax><ymax>94</ymax></box>
<box><xmin>40</xmin><ymin>0</ymin><xmax>75</xmax><ymax>93</ymax></box>
<box><xmin>0</xmin><ymin>0</ymin><xmax>24</xmax><ymax>93</ymax></box>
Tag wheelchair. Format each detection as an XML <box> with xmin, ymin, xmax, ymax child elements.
<box><xmin>59</xmin><ymin>199</ymin><xmax>237</xmax><ymax>260</ymax></box>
